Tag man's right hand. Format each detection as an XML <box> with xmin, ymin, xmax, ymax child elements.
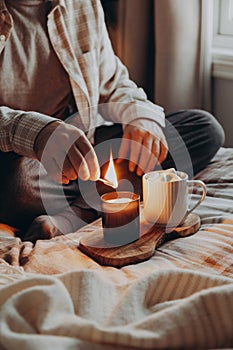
<box><xmin>34</xmin><ymin>121</ymin><xmax>100</xmax><ymax>184</ymax></box>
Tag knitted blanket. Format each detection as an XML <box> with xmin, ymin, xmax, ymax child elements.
<box><xmin>0</xmin><ymin>148</ymin><xmax>232</xmax><ymax>349</ymax></box>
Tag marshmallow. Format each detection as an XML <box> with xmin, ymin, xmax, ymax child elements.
<box><xmin>159</xmin><ymin>168</ymin><xmax>182</xmax><ymax>182</ymax></box>
<box><xmin>145</xmin><ymin>168</ymin><xmax>182</xmax><ymax>182</ymax></box>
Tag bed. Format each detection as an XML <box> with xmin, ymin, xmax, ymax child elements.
<box><xmin>0</xmin><ymin>147</ymin><xmax>233</xmax><ymax>349</ymax></box>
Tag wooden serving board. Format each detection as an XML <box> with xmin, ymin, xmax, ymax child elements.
<box><xmin>79</xmin><ymin>213</ymin><xmax>200</xmax><ymax>268</ymax></box>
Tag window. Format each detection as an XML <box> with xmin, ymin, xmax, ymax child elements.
<box><xmin>219</xmin><ymin>0</ymin><xmax>233</xmax><ymax>35</ymax></box>
<box><xmin>212</xmin><ymin>0</ymin><xmax>233</xmax><ymax>79</ymax></box>
<box><xmin>213</xmin><ymin>0</ymin><xmax>233</xmax><ymax>50</ymax></box>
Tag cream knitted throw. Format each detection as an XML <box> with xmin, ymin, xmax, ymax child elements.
<box><xmin>0</xmin><ymin>263</ymin><xmax>233</xmax><ymax>349</ymax></box>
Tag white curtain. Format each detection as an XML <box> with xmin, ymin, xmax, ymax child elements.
<box><xmin>108</xmin><ymin>0</ymin><xmax>212</xmax><ymax>114</ymax></box>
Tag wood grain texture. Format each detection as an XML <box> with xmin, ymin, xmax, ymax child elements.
<box><xmin>79</xmin><ymin>213</ymin><xmax>200</xmax><ymax>268</ymax></box>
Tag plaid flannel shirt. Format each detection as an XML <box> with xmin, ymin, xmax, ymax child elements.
<box><xmin>0</xmin><ymin>0</ymin><xmax>165</xmax><ymax>159</ymax></box>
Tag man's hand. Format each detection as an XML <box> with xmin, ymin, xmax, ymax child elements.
<box><xmin>117</xmin><ymin>119</ymin><xmax>168</xmax><ymax>176</ymax></box>
<box><xmin>34</xmin><ymin>121</ymin><xmax>100</xmax><ymax>184</ymax></box>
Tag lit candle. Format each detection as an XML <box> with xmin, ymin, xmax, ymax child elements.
<box><xmin>101</xmin><ymin>152</ymin><xmax>140</xmax><ymax>246</ymax></box>
<box><xmin>104</xmin><ymin>148</ymin><xmax>118</xmax><ymax>189</ymax></box>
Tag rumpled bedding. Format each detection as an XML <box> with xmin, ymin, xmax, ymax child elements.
<box><xmin>0</xmin><ymin>147</ymin><xmax>232</xmax><ymax>349</ymax></box>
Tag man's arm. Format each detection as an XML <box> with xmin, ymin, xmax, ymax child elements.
<box><xmin>0</xmin><ymin>106</ymin><xmax>100</xmax><ymax>183</ymax></box>
<box><xmin>0</xmin><ymin>106</ymin><xmax>57</xmax><ymax>158</ymax></box>
<box><xmin>97</xmin><ymin>9</ymin><xmax>165</xmax><ymax>128</ymax></box>
<box><xmin>96</xmin><ymin>0</ymin><xmax>168</xmax><ymax>174</ymax></box>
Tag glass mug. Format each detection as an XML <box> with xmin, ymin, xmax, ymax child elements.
<box><xmin>143</xmin><ymin>170</ymin><xmax>207</xmax><ymax>227</ymax></box>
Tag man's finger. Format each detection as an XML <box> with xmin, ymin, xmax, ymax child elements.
<box><xmin>63</xmin><ymin>156</ymin><xmax>78</xmax><ymax>181</ymax></box>
<box><xmin>128</xmin><ymin>134</ymin><xmax>144</xmax><ymax>172</ymax></box>
<box><xmin>67</xmin><ymin>145</ymin><xmax>90</xmax><ymax>181</ymax></box>
<box><xmin>51</xmin><ymin>174</ymin><xmax>70</xmax><ymax>185</ymax></box>
<box><xmin>136</xmin><ymin>135</ymin><xmax>153</xmax><ymax>176</ymax></box>
<box><xmin>158</xmin><ymin>139</ymin><xmax>168</xmax><ymax>164</ymax></box>
<box><xmin>75</xmin><ymin>136</ymin><xmax>100</xmax><ymax>180</ymax></box>
<box><xmin>45</xmin><ymin>158</ymin><xmax>69</xmax><ymax>184</ymax></box>
<box><xmin>143</xmin><ymin>139</ymin><xmax>160</xmax><ymax>173</ymax></box>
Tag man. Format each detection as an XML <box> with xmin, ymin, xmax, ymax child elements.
<box><xmin>0</xmin><ymin>0</ymin><xmax>224</xmax><ymax>242</ymax></box>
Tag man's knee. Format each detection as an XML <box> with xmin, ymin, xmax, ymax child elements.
<box><xmin>190</xmin><ymin>109</ymin><xmax>225</xmax><ymax>149</ymax></box>
<box><xmin>167</xmin><ymin>108</ymin><xmax>225</xmax><ymax>149</ymax></box>
<box><xmin>164</xmin><ymin>109</ymin><xmax>225</xmax><ymax>175</ymax></box>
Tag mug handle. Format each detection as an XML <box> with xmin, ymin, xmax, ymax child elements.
<box><xmin>187</xmin><ymin>180</ymin><xmax>207</xmax><ymax>216</ymax></box>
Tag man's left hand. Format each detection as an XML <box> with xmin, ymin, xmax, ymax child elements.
<box><xmin>117</xmin><ymin>119</ymin><xmax>168</xmax><ymax>176</ymax></box>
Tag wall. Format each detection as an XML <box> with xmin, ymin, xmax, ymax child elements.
<box><xmin>213</xmin><ymin>78</ymin><xmax>233</xmax><ymax>147</ymax></box>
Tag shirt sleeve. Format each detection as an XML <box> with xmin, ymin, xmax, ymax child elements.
<box><xmin>0</xmin><ymin>106</ymin><xmax>60</xmax><ymax>158</ymax></box>
<box><xmin>97</xmin><ymin>1</ymin><xmax>165</xmax><ymax>128</ymax></box>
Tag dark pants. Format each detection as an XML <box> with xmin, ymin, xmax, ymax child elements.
<box><xmin>0</xmin><ymin>109</ymin><xmax>225</xmax><ymax>233</ymax></box>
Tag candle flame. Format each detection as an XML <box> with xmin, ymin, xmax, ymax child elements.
<box><xmin>104</xmin><ymin>149</ymin><xmax>118</xmax><ymax>188</ymax></box>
